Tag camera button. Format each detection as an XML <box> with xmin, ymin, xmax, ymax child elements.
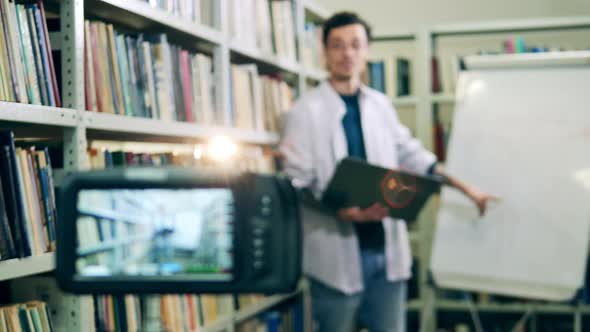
<box><xmin>253</xmin><ymin>238</ymin><xmax>264</xmax><ymax>247</ymax></box>
<box><xmin>261</xmin><ymin>195</ymin><xmax>272</xmax><ymax>205</ymax></box>
<box><xmin>261</xmin><ymin>207</ymin><xmax>272</xmax><ymax>216</ymax></box>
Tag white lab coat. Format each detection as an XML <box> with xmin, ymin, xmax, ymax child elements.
<box><xmin>280</xmin><ymin>81</ymin><xmax>436</xmax><ymax>294</ymax></box>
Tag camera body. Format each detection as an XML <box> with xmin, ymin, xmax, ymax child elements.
<box><xmin>56</xmin><ymin>167</ymin><xmax>301</xmax><ymax>294</ymax></box>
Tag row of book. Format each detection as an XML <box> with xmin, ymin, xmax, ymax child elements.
<box><xmin>87</xmin><ymin>144</ymin><xmax>276</xmax><ymax>174</ymax></box>
<box><xmin>0</xmin><ymin>301</ymin><xmax>54</xmax><ymax>332</ymax></box>
<box><xmin>236</xmin><ymin>300</ymin><xmax>305</xmax><ymax>332</ymax></box>
<box><xmin>94</xmin><ymin>294</ymin><xmax>233</xmax><ymax>332</ymax></box>
<box><xmin>0</xmin><ymin>0</ymin><xmax>60</xmax><ymax>107</ymax></box>
<box><xmin>301</xmin><ymin>22</ymin><xmax>324</xmax><ymax>71</ymax></box>
<box><xmin>231</xmin><ymin>64</ymin><xmax>295</xmax><ymax>132</ymax></box>
<box><xmin>0</xmin><ymin>130</ymin><xmax>57</xmax><ymax>261</ymax></box>
<box><xmin>84</xmin><ymin>20</ymin><xmax>217</xmax><ymax>124</ymax></box>
<box><xmin>228</xmin><ymin>0</ymin><xmax>297</xmax><ymax>62</ymax></box>
<box><xmin>502</xmin><ymin>36</ymin><xmax>570</xmax><ymax>55</ymax></box>
<box><xmin>140</xmin><ymin>0</ymin><xmax>215</xmax><ymax>27</ymax></box>
<box><xmin>432</xmin><ymin>37</ymin><xmax>589</xmax><ymax>94</ymax></box>
<box><xmin>364</xmin><ymin>58</ymin><xmax>411</xmax><ymax>98</ymax></box>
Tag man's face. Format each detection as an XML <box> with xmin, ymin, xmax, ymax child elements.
<box><xmin>324</xmin><ymin>23</ymin><xmax>370</xmax><ymax>81</ymax></box>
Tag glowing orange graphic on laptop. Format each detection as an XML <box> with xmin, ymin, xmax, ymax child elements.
<box><xmin>380</xmin><ymin>171</ymin><xmax>418</xmax><ymax>208</ymax></box>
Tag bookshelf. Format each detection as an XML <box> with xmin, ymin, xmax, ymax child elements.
<box><xmin>0</xmin><ymin>0</ymin><xmax>327</xmax><ymax>330</ymax></box>
<box><xmin>371</xmin><ymin>16</ymin><xmax>590</xmax><ymax>332</ymax></box>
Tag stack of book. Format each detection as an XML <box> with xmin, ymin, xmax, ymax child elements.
<box><xmin>269</xmin><ymin>0</ymin><xmax>297</xmax><ymax>62</ymax></box>
<box><xmin>228</xmin><ymin>0</ymin><xmax>296</xmax><ymax>62</ymax></box>
<box><xmin>0</xmin><ymin>0</ymin><xmax>60</xmax><ymax>106</ymax></box>
<box><xmin>230</xmin><ymin>65</ymin><xmax>294</xmax><ymax>132</ymax></box>
<box><xmin>140</xmin><ymin>0</ymin><xmax>215</xmax><ymax>27</ymax></box>
<box><xmin>0</xmin><ymin>130</ymin><xmax>57</xmax><ymax>260</ymax></box>
<box><xmin>228</xmin><ymin>0</ymin><xmax>271</xmax><ymax>54</ymax></box>
<box><xmin>0</xmin><ymin>301</ymin><xmax>54</xmax><ymax>332</ymax></box>
<box><xmin>301</xmin><ymin>22</ymin><xmax>323</xmax><ymax>71</ymax></box>
<box><xmin>94</xmin><ymin>294</ymin><xmax>233</xmax><ymax>331</ymax></box>
<box><xmin>84</xmin><ymin>20</ymin><xmax>217</xmax><ymax>124</ymax></box>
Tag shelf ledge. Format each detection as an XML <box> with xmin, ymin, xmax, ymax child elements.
<box><xmin>0</xmin><ymin>102</ymin><xmax>78</xmax><ymax>127</ymax></box>
<box><xmin>84</xmin><ymin>112</ymin><xmax>279</xmax><ymax>145</ymax></box>
<box><xmin>0</xmin><ymin>253</ymin><xmax>55</xmax><ymax>282</ymax></box>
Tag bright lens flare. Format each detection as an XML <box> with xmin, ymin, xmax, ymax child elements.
<box><xmin>207</xmin><ymin>136</ymin><xmax>238</xmax><ymax>162</ymax></box>
<box><xmin>193</xmin><ymin>145</ymin><xmax>203</xmax><ymax>160</ymax></box>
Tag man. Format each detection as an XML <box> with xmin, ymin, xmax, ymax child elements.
<box><xmin>280</xmin><ymin>12</ymin><xmax>495</xmax><ymax>332</ymax></box>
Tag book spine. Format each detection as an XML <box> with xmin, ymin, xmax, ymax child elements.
<box><xmin>6</xmin><ymin>139</ymin><xmax>32</xmax><ymax>257</ymax></box>
<box><xmin>26</xmin><ymin>6</ymin><xmax>48</xmax><ymax>106</ymax></box>
<box><xmin>32</xmin><ymin>5</ymin><xmax>54</xmax><ymax>106</ymax></box>
<box><xmin>6</xmin><ymin>1</ymin><xmax>29</xmax><ymax>104</ymax></box>
<box><xmin>115</xmin><ymin>35</ymin><xmax>134</xmax><ymax>117</ymax></box>
<box><xmin>35</xmin><ymin>152</ymin><xmax>55</xmax><ymax>250</ymax></box>
<box><xmin>28</xmin><ymin>148</ymin><xmax>50</xmax><ymax>252</ymax></box>
<box><xmin>0</xmin><ymin>0</ymin><xmax>16</xmax><ymax>101</ymax></box>
<box><xmin>106</xmin><ymin>24</ymin><xmax>125</xmax><ymax>116</ymax></box>
<box><xmin>36</xmin><ymin>0</ymin><xmax>60</xmax><ymax>107</ymax></box>
<box><xmin>84</xmin><ymin>20</ymin><xmax>98</xmax><ymax>112</ymax></box>
<box><xmin>14</xmin><ymin>5</ymin><xmax>38</xmax><ymax>105</ymax></box>
<box><xmin>179</xmin><ymin>50</ymin><xmax>193</xmax><ymax>122</ymax></box>
<box><xmin>0</xmin><ymin>171</ymin><xmax>16</xmax><ymax>259</ymax></box>
<box><xmin>14</xmin><ymin>149</ymin><xmax>35</xmax><ymax>255</ymax></box>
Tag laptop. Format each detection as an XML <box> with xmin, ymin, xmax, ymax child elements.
<box><xmin>321</xmin><ymin>158</ymin><xmax>443</xmax><ymax>221</ymax></box>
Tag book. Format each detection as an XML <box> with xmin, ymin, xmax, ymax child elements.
<box><xmin>14</xmin><ymin>5</ymin><xmax>39</xmax><ymax>105</ymax></box>
<box><xmin>3</xmin><ymin>0</ymin><xmax>28</xmax><ymax>104</ymax></box>
<box><xmin>432</xmin><ymin>56</ymin><xmax>441</xmax><ymax>93</ymax></box>
<box><xmin>35</xmin><ymin>150</ymin><xmax>56</xmax><ymax>251</ymax></box>
<box><xmin>36</xmin><ymin>0</ymin><xmax>60</xmax><ymax>107</ymax></box>
<box><xmin>31</xmin><ymin>4</ymin><xmax>55</xmax><ymax>106</ymax></box>
<box><xmin>0</xmin><ymin>170</ymin><xmax>16</xmax><ymax>260</ymax></box>
<box><xmin>396</xmin><ymin>58</ymin><xmax>411</xmax><ymax>96</ymax></box>
<box><xmin>0</xmin><ymin>131</ymin><xmax>30</xmax><ymax>257</ymax></box>
<box><xmin>0</xmin><ymin>1</ymin><xmax>13</xmax><ymax>102</ymax></box>
<box><xmin>26</xmin><ymin>6</ymin><xmax>47</xmax><ymax>106</ymax></box>
<box><xmin>16</xmin><ymin>148</ymin><xmax>44</xmax><ymax>255</ymax></box>
<box><xmin>367</xmin><ymin>61</ymin><xmax>386</xmax><ymax>93</ymax></box>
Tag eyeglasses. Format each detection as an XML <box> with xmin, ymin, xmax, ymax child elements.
<box><xmin>325</xmin><ymin>41</ymin><xmax>367</xmax><ymax>52</ymax></box>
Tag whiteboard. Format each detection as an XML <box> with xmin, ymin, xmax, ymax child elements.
<box><xmin>430</xmin><ymin>53</ymin><xmax>590</xmax><ymax>301</ymax></box>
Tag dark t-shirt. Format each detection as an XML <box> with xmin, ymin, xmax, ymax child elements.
<box><xmin>339</xmin><ymin>93</ymin><xmax>385</xmax><ymax>251</ymax></box>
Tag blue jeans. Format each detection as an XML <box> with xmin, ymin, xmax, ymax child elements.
<box><xmin>310</xmin><ymin>250</ymin><xmax>407</xmax><ymax>332</ymax></box>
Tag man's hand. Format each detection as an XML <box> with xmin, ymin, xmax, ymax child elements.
<box><xmin>337</xmin><ymin>203</ymin><xmax>389</xmax><ymax>222</ymax></box>
<box><xmin>434</xmin><ymin>164</ymin><xmax>499</xmax><ymax>216</ymax></box>
<box><xmin>465</xmin><ymin>187</ymin><xmax>500</xmax><ymax>216</ymax></box>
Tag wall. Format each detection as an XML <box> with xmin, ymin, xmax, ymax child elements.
<box><xmin>317</xmin><ymin>0</ymin><xmax>590</xmax><ymax>35</ymax></box>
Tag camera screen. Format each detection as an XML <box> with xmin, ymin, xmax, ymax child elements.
<box><xmin>75</xmin><ymin>188</ymin><xmax>234</xmax><ymax>281</ymax></box>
